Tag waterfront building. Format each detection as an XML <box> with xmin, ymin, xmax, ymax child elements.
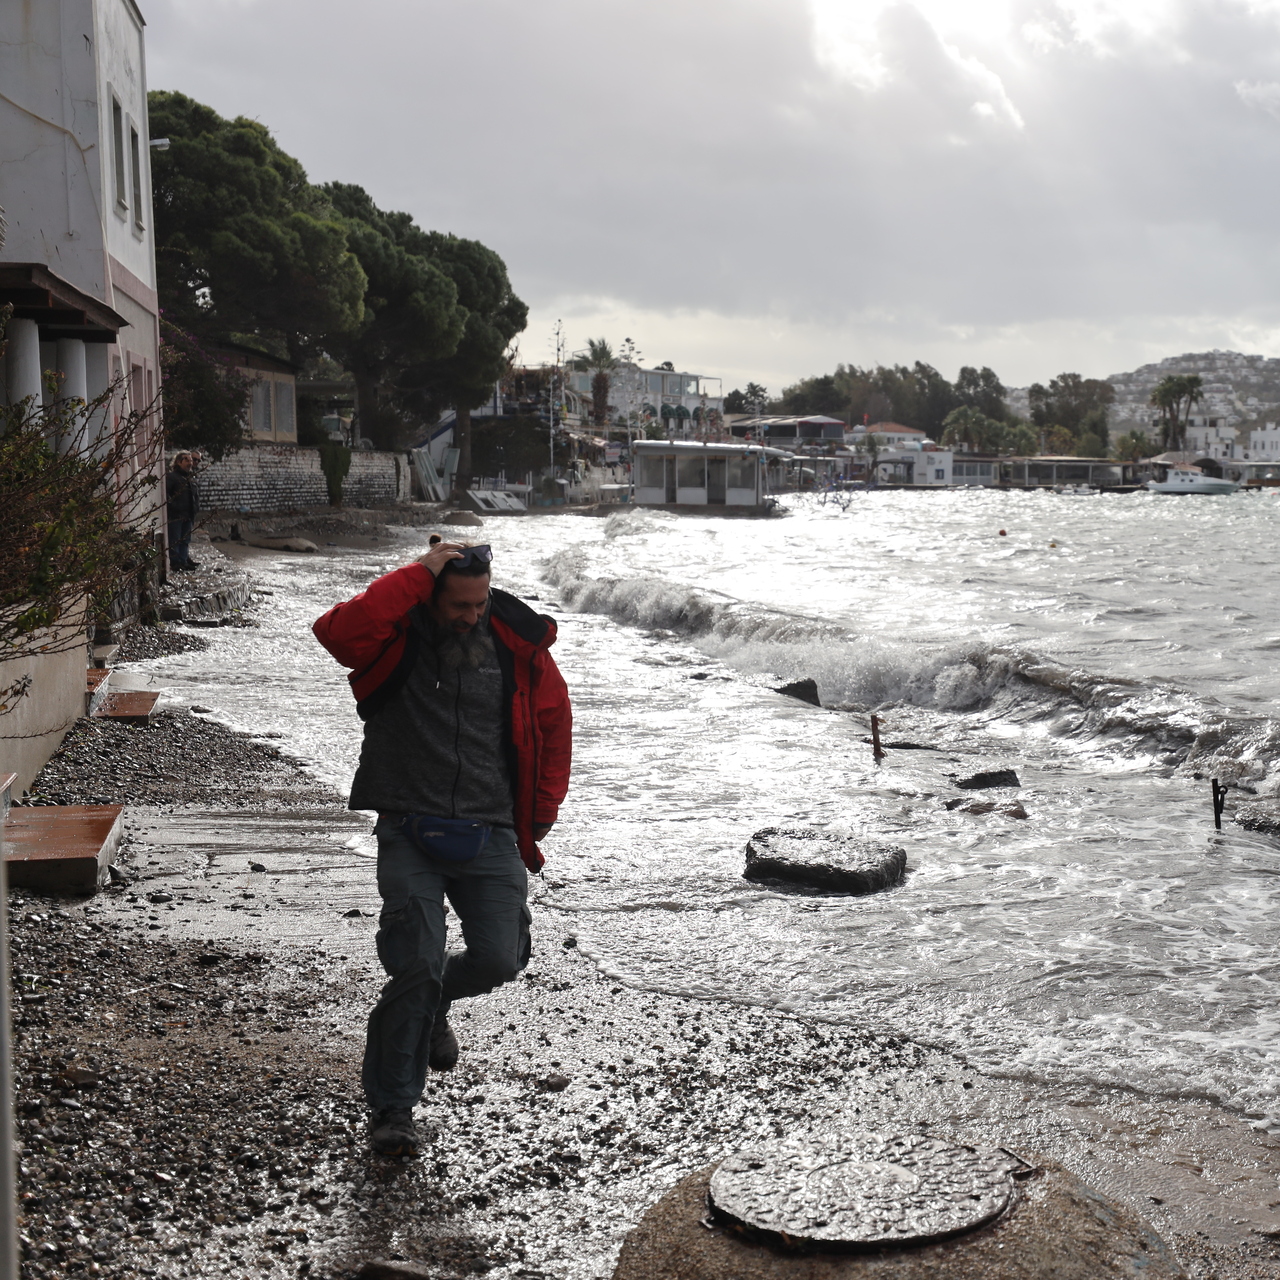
<box><xmin>1006</xmin><ymin>456</ymin><xmax>1126</xmax><ymax>487</ymax></box>
<box><xmin>0</xmin><ymin>0</ymin><xmax>163</xmax><ymax>471</ymax></box>
<box><xmin>0</xmin><ymin>0</ymin><xmax>168</xmax><ymax>790</ymax></box>
<box><xmin>632</xmin><ymin>440</ymin><xmax>783</xmax><ymax>509</ymax></box>
<box><xmin>861</xmin><ymin>446</ymin><xmax>954</xmax><ymax>486</ymax></box>
<box><xmin>568</xmin><ymin>364</ymin><xmax>724</xmax><ymax>437</ymax></box>
<box><xmin>846</xmin><ymin>422</ymin><xmax>930</xmax><ymax>448</ymax></box>
<box><xmin>729</xmin><ymin>415</ymin><xmax>846</xmax><ymax>442</ymax></box>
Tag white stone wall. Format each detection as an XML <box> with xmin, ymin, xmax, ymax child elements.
<box><xmin>196</xmin><ymin>446</ymin><xmax>412</xmax><ymax>512</ymax></box>
<box><xmin>0</xmin><ymin>611</ymin><xmax>92</xmax><ymax>794</ymax></box>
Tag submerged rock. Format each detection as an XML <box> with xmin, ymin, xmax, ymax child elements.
<box><xmin>955</xmin><ymin>768</ymin><xmax>1021</xmax><ymax>790</ymax></box>
<box><xmin>443</xmin><ymin>510</ymin><xmax>484</xmax><ymax>526</ymax></box>
<box><xmin>774</xmin><ymin>678</ymin><xmax>821</xmax><ymax>707</ymax></box>
<box><xmin>744</xmin><ymin>828</ymin><xmax>906</xmax><ymax>895</ymax></box>
<box><xmin>1237</xmin><ymin>802</ymin><xmax>1280</xmax><ymax>837</ymax></box>
<box><xmin>945</xmin><ymin>799</ymin><xmax>1029</xmax><ymax>819</ymax></box>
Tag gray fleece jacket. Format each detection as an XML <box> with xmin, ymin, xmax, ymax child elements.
<box><xmin>347</xmin><ymin>606</ymin><xmax>514</xmax><ymax>826</ymax></box>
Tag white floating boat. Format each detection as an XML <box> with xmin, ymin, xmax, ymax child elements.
<box><xmin>1146</xmin><ymin>465</ymin><xmax>1240</xmax><ymax>495</ymax></box>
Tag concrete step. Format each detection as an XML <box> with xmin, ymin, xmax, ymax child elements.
<box><xmin>92</xmin><ymin>689</ymin><xmax>160</xmax><ymax>725</ymax></box>
<box><xmin>92</xmin><ymin>644</ymin><xmax>120</xmax><ymax>668</ymax></box>
<box><xmin>4</xmin><ymin>804</ymin><xmax>123</xmax><ymax>893</ymax></box>
<box><xmin>85</xmin><ymin>667</ymin><xmax>112</xmax><ymax>715</ymax></box>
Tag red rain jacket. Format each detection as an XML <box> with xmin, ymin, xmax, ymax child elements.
<box><xmin>312</xmin><ymin>562</ymin><xmax>572</xmax><ymax>872</ymax></box>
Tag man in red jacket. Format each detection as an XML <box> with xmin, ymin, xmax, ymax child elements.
<box><xmin>313</xmin><ymin>541</ymin><xmax>572</xmax><ymax>1156</ymax></box>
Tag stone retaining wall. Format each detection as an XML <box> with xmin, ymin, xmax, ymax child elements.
<box><xmin>195</xmin><ymin>445</ymin><xmax>412</xmax><ymax>513</ymax></box>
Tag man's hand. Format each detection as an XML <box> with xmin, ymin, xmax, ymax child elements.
<box><xmin>415</xmin><ymin>542</ymin><xmax>466</xmax><ymax>577</ymax></box>
<box><xmin>533</xmin><ymin>823</ymin><xmax>554</xmax><ymax>841</ymax></box>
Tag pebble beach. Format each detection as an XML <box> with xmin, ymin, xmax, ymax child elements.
<box><xmin>9</xmin><ymin>526</ymin><xmax>1280</xmax><ymax>1279</ymax></box>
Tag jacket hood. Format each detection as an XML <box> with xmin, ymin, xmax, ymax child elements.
<box><xmin>490</xmin><ymin>588</ymin><xmax>558</xmax><ymax>651</ymax></box>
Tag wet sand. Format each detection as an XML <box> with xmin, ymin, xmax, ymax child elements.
<box><xmin>9</xmin><ymin>647</ymin><xmax>1280</xmax><ymax>1277</ymax></box>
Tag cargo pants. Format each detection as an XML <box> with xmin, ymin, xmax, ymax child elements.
<box><xmin>362</xmin><ymin>819</ymin><xmax>531</xmax><ymax>1113</ymax></box>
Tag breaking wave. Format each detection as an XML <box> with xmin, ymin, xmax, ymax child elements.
<box><xmin>542</xmin><ymin>552</ymin><xmax>1280</xmax><ymax>790</ymax></box>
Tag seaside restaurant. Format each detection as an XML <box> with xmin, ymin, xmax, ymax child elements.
<box><xmin>633</xmin><ymin>440</ymin><xmax>784</xmax><ymax>509</ymax></box>
<box><xmin>1004</xmin><ymin>456</ymin><xmax>1126</xmax><ymax>488</ymax></box>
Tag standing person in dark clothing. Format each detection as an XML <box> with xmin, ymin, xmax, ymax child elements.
<box><xmin>313</xmin><ymin>541</ymin><xmax>573</xmax><ymax>1156</ymax></box>
<box><xmin>165</xmin><ymin>452</ymin><xmax>200</xmax><ymax>572</ymax></box>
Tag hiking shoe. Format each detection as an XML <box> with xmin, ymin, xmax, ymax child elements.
<box><xmin>369</xmin><ymin>1108</ymin><xmax>420</xmax><ymax>1157</ymax></box>
<box><xmin>429</xmin><ymin>1015</ymin><xmax>459</xmax><ymax>1071</ymax></box>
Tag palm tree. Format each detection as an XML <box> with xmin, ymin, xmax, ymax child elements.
<box><xmin>1149</xmin><ymin>374</ymin><xmax>1203</xmax><ymax>452</ymax></box>
<box><xmin>572</xmin><ymin>338</ymin><xmax>617</xmax><ymax>426</ymax></box>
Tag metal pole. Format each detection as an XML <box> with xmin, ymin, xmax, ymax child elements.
<box><xmin>0</xmin><ymin>772</ymin><xmax>18</xmax><ymax>1280</ymax></box>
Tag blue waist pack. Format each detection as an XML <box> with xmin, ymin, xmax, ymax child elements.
<box><xmin>401</xmin><ymin>814</ymin><xmax>492</xmax><ymax>863</ymax></box>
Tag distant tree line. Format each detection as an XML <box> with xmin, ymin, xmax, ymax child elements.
<box><xmin>725</xmin><ymin>363</ymin><xmax>1130</xmax><ymax>459</ymax></box>
<box><xmin>149</xmin><ymin>90</ymin><xmax>526</xmax><ymax>488</ymax></box>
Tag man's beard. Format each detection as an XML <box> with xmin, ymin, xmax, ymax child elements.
<box><xmin>435</xmin><ymin>624</ymin><xmax>494</xmax><ymax>670</ymax></box>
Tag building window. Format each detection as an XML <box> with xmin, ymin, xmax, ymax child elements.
<box><xmin>637</xmin><ymin>454</ymin><xmax>666</xmax><ymax>488</ymax></box>
<box><xmin>935</xmin><ymin>468</ymin><xmax>945</xmax><ymax>480</ymax></box>
<box><xmin>252</xmin><ymin>380</ymin><xmax>274</xmax><ymax>435</ymax></box>
<box><xmin>727</xmin><ymin>456</ymin><xmax>755</xmax><ymax>490</ymax></box>
<box><xmin>676</xmin><ymin>455</ymin><xmax>705</xmax><ymax>488</ymax></box>
<box><xmin>129</xmin><ymin>126</ymin><xmax>143</xmax><ymax>226</ymax></box>
<box><xmin>112</xmin><ymin>98</ymin><xmax>127</xmax><ymax>209</ymax></box>
<box><xmin>272</xmin><ymin>380</ymin><xmax>294</xmax><ymax>438</ymax></box>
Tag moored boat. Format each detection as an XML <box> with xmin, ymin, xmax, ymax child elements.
<box><xmin>1146</xmin><ymin>465</ymin><xmax>1240</xmax><ymax>495</ymax></box>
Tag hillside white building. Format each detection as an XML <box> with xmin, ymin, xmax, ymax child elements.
<box><xmin>568</xmin><ymin>363</ymin><xmax>724</xmax><ymax>435</ymax></box>
<box><xmin>1248</xmin><ymin>423</ymin><xmax>1280</xmax><ymax>459</ymax></box>
<box><xmin>1184</xmin><ymin>421</ymin><xmax>1240</xmax><ymax>460</ymax></box>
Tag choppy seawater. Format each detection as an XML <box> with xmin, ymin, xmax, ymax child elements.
<box><xmin>132</xmin><ymin>490</ymin><xmax>1280</xmax><ymax>1129</ymax></box>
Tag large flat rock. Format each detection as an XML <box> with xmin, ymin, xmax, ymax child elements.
<box><xmin>744</xmin><ymin>828</ymin><xmax>906</xmax><ymax>895</ymax></box>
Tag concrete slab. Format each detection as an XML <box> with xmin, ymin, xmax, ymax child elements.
<box><xmin>92</xmin><ymin>689</ymin><xmax>160</xmax><ymax>724</ymax></box>
<box><xmin>92</xmin><ymin>644</ymin><xmax>120</xmax><ymax>668</ymax></box>
<box><xmin>85</xmin><ymin>667</ymin><xmax>111</xmax><ymax>715</ymax></box>
<box><xmin>4</xmin><ymin>804</ymin><xmax>122</xmax><ymax>893</ymax></box>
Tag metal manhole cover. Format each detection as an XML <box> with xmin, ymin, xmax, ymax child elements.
<box><xmin>708</xmin><ymin>1132</ymin><xmax>1027</xmax><ymax>1250</ymax></box>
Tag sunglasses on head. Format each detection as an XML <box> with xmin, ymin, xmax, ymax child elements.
<box><xmin>451</xmin><ymin>544</ymin><xmax>493</xmax><ymax>569</ymax></box>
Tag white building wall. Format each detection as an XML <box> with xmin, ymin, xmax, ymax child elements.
<box><xmin>0</xmin><ymin>1</ymin><xmax>154</xmax><ymax>295</ymax></box>
<box><xmin>95</xmin><ymin>0</ymin><xmax>157</xmax><ymax>292</ymax></box>
<box><xmin>0</xmin><ymin>0</ymin><xmax>160</xmax><ymax>411</ymax></box>
<box><xmin>1248</xmin><ymin>424</ymin><xmax>1280</xmax><ymax>458</ymax></box>
<box><xmin>1185</xmin><ymin>424</ymin><xmax>1239</xmax><ymax>459</ymax></box>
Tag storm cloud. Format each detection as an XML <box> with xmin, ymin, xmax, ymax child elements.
<box><xmin>144</xmin><ymin>0</ymin><xmax>1280</xmax><ymax>389</ymax></box>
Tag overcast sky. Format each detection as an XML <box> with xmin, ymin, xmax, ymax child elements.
<box><xmin>144</xmin><ymin>0</ymin><xmax>1280</xmax><ymax>394</ymax></box>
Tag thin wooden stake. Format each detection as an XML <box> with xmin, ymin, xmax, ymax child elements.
<box><xmin>871</xmin><ymin>714</ymin><xmax>885</xmax><ymax>764</ymax></box>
